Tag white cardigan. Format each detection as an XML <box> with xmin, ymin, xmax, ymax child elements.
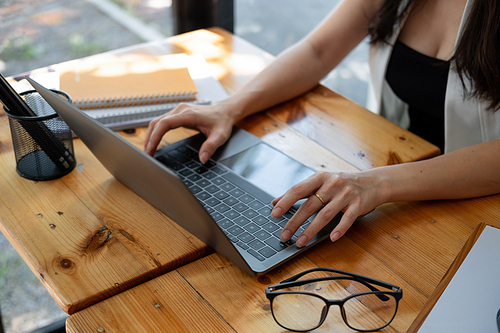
<box><xmin>368</xmin><ymin>0</ymin><xmax>500</xmax><ymax>153</ymax></box>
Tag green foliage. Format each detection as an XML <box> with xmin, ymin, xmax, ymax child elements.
<box><xmin>1</xmin><ymin>37</ymin><xmax>45</xmax><ymax>60</ymax></box>
<box><xmin>67</xmin><ymin>33</ymin><xmax>106</xmax><ymax>58</ymax></box>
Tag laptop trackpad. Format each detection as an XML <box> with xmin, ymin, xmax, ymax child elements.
<box><xmin>219</xmin><ymin>143</ymin><xmax>315</xmax><ymax>199</ymax></box>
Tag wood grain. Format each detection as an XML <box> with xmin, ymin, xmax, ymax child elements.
<box><xmin>406</xmin><ymin>222</ymin><xmax>487</xmax><ymax>332</ymax></box>
<box><xmin>0</xmin><ymin>28</ymin><xmax>457</xmax><ymax>323</ymax></box>
<box><xmin>66</xmin><ymin>268</ymin><xmax>234</xmax><ymax>333</ymax></box>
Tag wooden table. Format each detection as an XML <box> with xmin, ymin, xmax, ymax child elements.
<box><xmin>2</xmin><ymin>28</ymin><xmax>495</xmax><ymax>332</ymax></box>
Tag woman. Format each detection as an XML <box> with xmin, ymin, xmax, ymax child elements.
<box><xmin>144</xmin><ymin>0</ymin><xmax>500</xmax><ymax>248</ymax></box>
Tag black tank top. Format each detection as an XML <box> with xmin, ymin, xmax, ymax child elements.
<box><xmin>386</xmin><ymin>40</ymin><xmax>450</xmax><ymax>153</ymax></box>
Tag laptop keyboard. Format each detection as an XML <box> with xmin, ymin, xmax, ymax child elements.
<box><xmin>156</xmin><ymin>144</ymin><xmax>311</xmax><ymax>262</ymax></box>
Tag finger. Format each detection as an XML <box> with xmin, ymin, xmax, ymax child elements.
<box><xmin>198</xmin><ymin>128</ymin><xmax>230</xmax><ymax>164</ymax></box>
<box><xmin>291</xmin><ymin>191</ymin><xmax>356</xmax><ymax>247</ymax></box>
<box><xmin>279</xmin><ymin>194</ymin><xmax>323</xmax><ymax>242</ymax></box>
<box><xmin>271</xmin><ymin>173</ymin><xmax>325</xmax><ymax>218</ymax></box>
<box><xmin>144</xmin><ymin>116</ymin><xmax>161</xmax><ymax>151</ymax></box>
<box><xmin>271</xmin><ymin>195</ymin><xmax>284</xmax><ymax>206</ymax></box>
<box><xmin>144</xmin><ymin>112</ymin><xmax>195</xmax><ymax>155</ymax></box>
<box><xmin>329</xmin><ymin>208</ymin><xmax>358</xmax><ymax>242</ymax></box>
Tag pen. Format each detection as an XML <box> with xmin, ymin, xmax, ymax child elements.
<box><xmin>0</xmin><ymin>74</ymin><xmax>75</xmax><ymax>171</ymax></box>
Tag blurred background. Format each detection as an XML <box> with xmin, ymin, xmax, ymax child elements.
<box><xmin>0</xmin><ymin>0</ymin><xmax>369</xmax><ymax>332</ymax></box>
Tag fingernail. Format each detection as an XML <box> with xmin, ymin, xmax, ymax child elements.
<box><xmin>145</xmin><ymin>142</ymin><xmax>151</xmax><ymax>154</ymax></box>
<box><xmin>331</xmin><ymin>231</ymin><xmax>341</xmax><ymax>242</ymax></box>
<box><xmin>200</xmin><ymin>152</ymin><xmax>209</xmax><ymax>164</ymax></box>
<box><xmin>280</xmin><ymin>229</ymin><xmax>291</xmax><ymax>242</ymax></box>
<box><xmin>271</xmin><ymin>206</ymin><xmax>282</xmax><ymax>218</ymax></box>
<box><xmin>296</xmin><ymin>235</ymin><xmax>308</xmax><ymax>248</ymax></box>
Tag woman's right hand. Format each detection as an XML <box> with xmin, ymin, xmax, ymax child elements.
<box><xmin>143</xmin><ymin>101</ymin><xmax>236</xmax><ymax>163</ymax></box>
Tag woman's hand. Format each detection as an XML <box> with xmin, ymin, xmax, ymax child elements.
<box><xmin>144</xmin><ymin>102</ymin><xmax>236</xmax><ymax>163</ymax></box>
<box><xmin>272</xmin><ymin>171</ymin><xmax>387</xmax><ymax>247</ymax></box>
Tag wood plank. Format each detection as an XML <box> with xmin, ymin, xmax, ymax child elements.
<box><xmin>66</xmin><ymin>268</ymin><xmax>234</xmax><ymax>333</ymax></box>
<box><xmin>268</xmin><ymin>86</ymin><xmax>440</xmax><ymax>170</ymax></box>
<box><xmin>0</xmin><ymin>116</ymin><xmax>149</xmax><ymax>314</ymax></box>
<box><xmin>340</xmin><ymin>201</ymin><xmax>473</xmax><ymax>297</ymax></box>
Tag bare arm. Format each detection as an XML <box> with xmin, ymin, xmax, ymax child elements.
<box><xmin>274</xmin><ymin>139</ymin><xmax>500</xmax><ymax>247</ymax></box>
<box><xmin>144</xmin><ymin>0</ymin><xmax>383</xmax><ymax>161</ymax></box>
<box><xmin>219</xmin><ymin>0</ymin><xmax>381</xmax><ymax>121</ymax></box>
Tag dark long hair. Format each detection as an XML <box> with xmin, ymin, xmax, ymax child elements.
<box><xmin>368</xmin><ymin>0</ymin><xmax>500</xmax><ymax>111</ymax></box>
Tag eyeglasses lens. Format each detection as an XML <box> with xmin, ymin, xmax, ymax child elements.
<box><xmin>271</xmin><ymin>279</ymin><xmax>397</xmax><ymax>332</ymax></box>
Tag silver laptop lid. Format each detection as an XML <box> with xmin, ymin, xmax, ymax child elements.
<box><xmin>27</xmin><ymin>77</ymin><xmax>255</xmax><ymax>276</ymax></box>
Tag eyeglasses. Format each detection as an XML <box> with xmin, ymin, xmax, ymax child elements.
<box><xmin>265</xmin><ymin>268</ymin><xmax>403</xmax><ymax>332</ymax></box>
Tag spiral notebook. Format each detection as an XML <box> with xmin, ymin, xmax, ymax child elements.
<box><xmin>58</xmin><ymin>53</ymin><xmax>198</xmax><ymax>110</ymax></box>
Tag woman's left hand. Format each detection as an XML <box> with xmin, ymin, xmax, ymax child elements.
<box><xmin>272</xmin><ymin>171</ymin><xmax>386</xmax><ymax>247</ymax></box>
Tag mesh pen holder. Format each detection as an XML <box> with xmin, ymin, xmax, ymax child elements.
<box><xmin>4</xmin><ymin>90</ymin><xmax>76</xmax><ymax>181</ymax></box>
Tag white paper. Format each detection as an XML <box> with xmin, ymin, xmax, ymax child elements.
<box><xmin>418</xmin><ymin>225</ymin><xmax>500</xmax><ymax>332</ymax></box>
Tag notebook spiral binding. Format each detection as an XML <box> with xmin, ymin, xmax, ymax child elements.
<box><xmin>75</xmin><ymin>91</ymin><xmax>197</xmax><ymax>109</ymax></box>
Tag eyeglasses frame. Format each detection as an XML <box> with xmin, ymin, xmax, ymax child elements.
<box><xmin>265</xmin><ymin>268</ymin><xmax>403</xmax><ymax>332</ymax></box>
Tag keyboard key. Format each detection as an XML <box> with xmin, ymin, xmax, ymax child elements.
<box><xmin>182</xmin><ymin>179</ymin><xmax>194</xmax><ymax>187</ymax></box>
<box><xmin>234</xmin><ymin>216</ymin><xmax>251</xmax><ymax>226</ymax></box>
<box><xmin>249</xmin><ymin>200</ymin><xmax>265</xmax><ymax>210</ymax></box>
<box><xmin>196</xmin><ymin>179</ymin><xmax>211</xmax><ymax>187</ymax></box>
<box><xmin>203</xmin><ymin>160</ymin><xmax>217</xmax><ymax>168</ymax></box>
<box><xmin>258</xmin><ymin>206</ymin><xmax>272</xmax><ymax>216</ymax></box>
<box><xmin>238</xmin><ymin>232</ymin><xmax>255</xmax><ymax>243</ymax></box>
<box><xmin>168</xmin><ymin>163</ymin><xmax>184</xmax><ymax>171</ymax></box>
<box><xmin>188</xmin><ymin>185</ymin><xmax>202</xmax><ymax>194</ymax></box>
<box><xmin>227</xmin><ymin>234</ymin><xmax>239</xmax><ymax>243</ymax></box>
<box><xmin>265</xmin><ymin>238</ymin><xmax>288</xmax><ymax>252</ymax></box>
<box><xmin>214</xmin><ymin>203</ymin><xmax>231</xmax><ymax>213</ymax></box>
<box><xmin>205</xmin><ymin>207</ymin><xmax>215</xmax><ymax>214</ymax></box>
<box><xmin>239</xmin><ymin>194</ymin><xmax>254</xmax><ymax>204</ymax></box>
<box><xmin>235</xmin><ymin>242</ymin><xmax>249</xmax><ymax>250</ymax></box>
<box><xmin>243</xmin><ymin>222</ymin><xmax>259</xmax><ymax>233</ymax></box>
<box><xmin>224</xmin><ymin>210</ymin><xmax>240</xmax><ymax>219</ymax></box>
<box><xmin>252</xmin><ymin>216</ymin><xmax>269</xmax><ymax>226</ymax></box>
<box><xmin>258</xmin><ymin>246</ymin><xmax>277</xmax><ymax>258</ymax></box>
<box><xmin>205</xmin><ymin>185</ymin><xmax>220</xmax><ymax>194</ymax></box>
<box><xmin>218</xmin><ymin>219</ymin><xmax>234</xmax><ymax>229</ymax></box>
<box><xmin>195</xmin><ymin>166</ymin><xmax>209</xmax><ymax>174</ymax></box>
<box><xmin>220</xmin><ymin>183</ymin><xmax>236</xmax><ymax>191</ymax></box>
<box><xmin>212</xmin><ymin>177</ymin><xmax>226</xmax><ymax>186</ymax></box>
<box><xmin>233</xmin><ymin>203</ymin><xmax>249</xmax><ymax>213</ymax></box>
<box><xmin>187</xmin><ymin>174</ymin><xmax>202</xmax><ymax>182</ymax></box>
<box><xmin>248</xmin><ymin>239</ymin><xmax>266</xmax><ymax>250</ymax></box>
<box><xmin>203</xmin><ymin>171</ymin><xmax>218</xmax><ymax>180</ymax></box>
<box><xmin>210</xmin><ymin>166</ymin><xmax>227</xmax><ymax>175</ymax></box>
<box><xmin>255</xmin><ymin>230</ymin><xmax>271</xmax><ymax>241</ymax></box>
<box><xmin>210</xmin><ymin>212</ymin><xmax>225</xmax><ymax>222</ymax></box>
<box><xmin>247</xmin><ymin>249</ymin><xmax>265</xmax><ymax>261</ymax></box>
<box><xmin>229</xmin><ymin>188</ymin><xmax>244</xmax><ymax>197</ymax></box>
<box><xmin>286</xmin><ymin>236</ymin><xmax>298</xmax><ymax>245</ymax></box>
<box><xmin>179</xmin><ymin>169</ymin><xmax>193</xmax><ymax>177</ymax></box>
<box><xmin>242</xmin><ymin>209</ymin><xmax>259</xmax><ymax>219</ymax></box>
<box><xmin>213</xmin><ymin>191</ymin><xmax>230</xmax><ymax>200</ymax></box>
<box><xmin>262</xmin><ymin>223</ymin><xmax>280</xmax><ymax>233</ymax></box>
<box><xmin>187</xmin><ymin>161</ymin><xmax>201</xmax><ymax>169</ymax></box>
<box><xmin>228</xmin><ymin>225</ymin><xmax>244</xmax><ymax>236</ymax></box>
<box><xmin>205</xmin><ymin>198</ymin><xmax>221</xmax><ymax>207</ymax></box>
<box><xmin>195</xmin><ymin>191</ymin><xmax>211</xmax><ymax>201</ymax></box>
<box><xmin>223</xmin><ymin>197</ymin><xmax>238</xmax><ymax>206</ymax></box>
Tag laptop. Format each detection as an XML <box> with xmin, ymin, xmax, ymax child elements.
<box><xmin>27</xmin><ymin>76</ymin><xmax>341</xmax><ymax>276</ymax></box>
